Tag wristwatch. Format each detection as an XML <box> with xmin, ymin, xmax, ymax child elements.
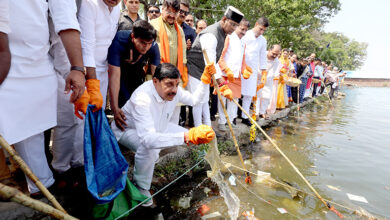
<box><xmin>71</xmin><ymin>66</ymin><xmax>86</xmax><ymax>75</ymax></box>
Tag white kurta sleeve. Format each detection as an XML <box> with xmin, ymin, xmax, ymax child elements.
<box><xmin>179</xmin><ymin>82</ymin><xmax>208</xmax><ymax>106</ymax></box>
<box><xmin>78</xmin><ymin>0</ymin><xmax>96</xmax><ymax>68</ymax></box>
<box><xmin>48</xmin><ymin>0</ymin><xmax>80</xmax><ymax>34</ymax></box>
<box><xmin>131</xmin><ymin>93</ymin><xmax>185</xmax><ymax>149</ymax></box>
<box><xmin>199</xmin><ymin>33</ymin><xmax>223</xmax><ymax>79</ymax></box>
<box><xmin>259</xmin><ymin>37</ymin><xmax>267</xmax><ymax>70</ymax></box>
<box><xmin>0</xmin><ymin>0</ymin><xmax>10</xmax><ymax>34</ymax></box>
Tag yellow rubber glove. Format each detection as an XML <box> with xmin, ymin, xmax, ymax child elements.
<box><xmin>74</xmin><ymin>89</ymin><xmax>90</xmax><ymax>120</ymax></box>
<box><xmin>188</xmin><ymin>125</ymin><xmax>215</xmax><ymax>145</ymax></box>
<box><xmin>242</xmin><ymin>66</ymin><xmax>253</xmax><ymax>79</ymax></box>
<box><xmin>225</xmin><ymin>68</ymin><xmax>234</xmax><ymax>82</ymax></box>
<box><xmin>200</xmin><ymin>62</ymin><xmax>216</xmax><ymax>84</ymax></box>
<box><xmin>220</xmin><ymin>85</ymin><xmax>233</xmax><ymax>100</ymax></box>
<box><xmin>86</xmin><ymin>79</ymin><xmax>103</xmax><ymax>112</ymax></box>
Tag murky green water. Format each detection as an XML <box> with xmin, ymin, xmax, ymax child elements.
<box><xmin>209</xmin><ymin>88</ymin><xmax>390</xmax><ymax>219</ymax></box>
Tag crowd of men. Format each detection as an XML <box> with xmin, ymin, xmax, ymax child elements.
<box><xmin>0</xmin><ymin>0</ymin><xmax>346</xmax><ymax>208</ymax></box>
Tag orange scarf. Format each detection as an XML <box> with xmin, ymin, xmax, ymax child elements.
<box><xmin>158</xmin><ymin>16</ymin><xmax>187</xmax><ymax>87</ymax></box>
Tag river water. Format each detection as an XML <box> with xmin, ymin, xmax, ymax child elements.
<box><xmin>203</xmin><ymin>87</ymin><xmax>390</xmax><ymax>219</ymax></box>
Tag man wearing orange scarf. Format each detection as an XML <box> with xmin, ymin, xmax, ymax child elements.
<box><xmin>150</xmin><ymin>0</ymin><xmax>187</xmax><ymax>125</ymax></box>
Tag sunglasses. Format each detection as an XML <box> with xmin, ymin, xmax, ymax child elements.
<box><xmin>179</xmin><ymin>9</ymin><xmax>189</xmax><ymax>16</ymax></box>
<box><xmin>148</xmin><ymin>10</ymin><xmax>160</xmax><ymax>14</ymax></box>
<box><xmin>185</xmin><ymin>19</ymin><xmax>193</xmax><ymax>22</ymax></box>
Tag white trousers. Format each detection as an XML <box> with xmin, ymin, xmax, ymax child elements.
<box><xmin>97</xmin><ymin>71</ymin><xmax>108</xmax><ymax>108</ymax></box>
<box><xmin>52</xmin><ymin>74</ymin><xmax>84</xmax><ymax>173</ymax></box>
<box><xmin>14</xmin><ymin>133</ymin><xmax>55</xmax><ymax>193</ymax></box>
<box><xmin>217</xmin><ymin>97</ymin><xmax>238</xmax><ymax>125</ymax></box>
<box><xmin>118</xmin><ymin>123</ymin><xmax>187</xmax><ymax>190</ymax></box>
<box><xmin>241</xmin><ymin>95</ymin><xmax>253</xmax><ymax>119</ymax></box>
<box><xmin>192</xmin><ymin>102</ymin><xmax>211</xmax><ymax>127</ymax></box>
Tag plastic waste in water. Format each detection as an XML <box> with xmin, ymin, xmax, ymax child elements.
<box><xmin>205</xmin><ymin>138</ymin><xmax>241</xmax><ymax>220</ymax></box>
<box><xmin>178</xmin><ymin>196</ymin><xmax>192</xmax><ymax>209</ymax></box>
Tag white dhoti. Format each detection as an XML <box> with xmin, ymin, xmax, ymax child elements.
<box><xmin>117</xmin><ymin>123</ymin><xmax>187</xmax><ymax>190</ymax></box>
<box><xmin>51</xmin><ymin>75</ymin><xmax>84</xmax><ymax>173</ymax></box>
<box><xmin>188</xmin><ymin>75</ymin><xmax>210</xmax><ymax>126</ymax></box>
<box><xmin>14</xmin><ymin>133</ymin><xmax>55</xmax><ymax>193</ymax></box>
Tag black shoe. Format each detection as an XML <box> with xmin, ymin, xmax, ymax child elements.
<box><xmin>241</xmin><ymin>118</ymin><xmax>252</xmax><ymax>126</ymax></box>
<box><xmin>232</xmin><ymin>118</ymin><xmax>237</xmax><ymax>125</ymax></box>
<box><xmin>210</xmin><ymin>115</ymin><xmax>216</xmax><ymax>121</ymax></box>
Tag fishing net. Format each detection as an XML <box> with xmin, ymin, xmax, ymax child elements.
<box><xmin>205</xmin><ymin>138</ymin><xmax>240</xmax><ymax>220</ymax></box>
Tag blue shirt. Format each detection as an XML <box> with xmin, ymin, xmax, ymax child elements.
<box><xmin>181</xmin><ymin>22</ymin><xmax>196</xmax><ymax>45</ymax></box>
<box><xmin>108</xmin><ymin>30</ymin><xmax>160</xmax><ymax>107</ymax></box>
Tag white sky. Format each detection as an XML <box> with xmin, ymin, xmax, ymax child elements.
<box><xmin>324</xmin><ymin>0</ymin><xmax>390</xmax><ymax>78</ymax></box>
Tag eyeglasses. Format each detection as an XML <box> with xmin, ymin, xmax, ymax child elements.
<box><xmin>185</xmin><ymin>19</ymin><xmax>193</xmax><ymax>22</ymax></box>
<box><xmin>148</xmin><ymin>10</ymin><xmax>160</xmax><ymax>14</ymax></box>
<box><xmin>179</xmin><ymin>9</ymin><xmax>189</xmax><ymax>16</ymax></box>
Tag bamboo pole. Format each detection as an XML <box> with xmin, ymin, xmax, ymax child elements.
<box><xmin>232</xmin><ymin>99</ymin><xmax>344</xmax><ymax>218</ymax></box>
<box><xmin>0</xmin><ymin>183</ymin><xmax>77</xmax><ymax>220</ymax></box>
<box><xmin>202</xmin><ymin>50</ymin><xmax>252</xmax><ymax>184</ymax></box>
<box><xmin>0</xmin><ymin>135</ymin><xmax>67</xmax><ymax>213</ymax></box>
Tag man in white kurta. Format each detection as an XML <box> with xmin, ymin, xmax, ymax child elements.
<box><xmin>187</xmin><ymin>6</ymin><xmax>244</xmax><ymax>127</ymax></box>
<box><xmin>0</xmin><ymin>0</ymin><xmax>85</xmax><ymax>194</ymax></box>
<box><xmin>241</xmin><ymin>17</ymin><xmax>268</xmax><ymax>126</ymax></box>
<box><xmin>257</xmin><ymin>45</ymin><xmax>282</xmax><ymax>116</ymax></box>
<box><xmin>111</xmin><ymin>63</ymin><xmax>215</xmax><ymax>206</ymax></box>
<box><xmin>216</xmin><ymin>19</ymin><xmax>251</xmax><ymax>130</ymax></box>
<box><xmin>78</xmin><ymin>0</ymin><xmax>121</xmax><ymax>107</ymax></box>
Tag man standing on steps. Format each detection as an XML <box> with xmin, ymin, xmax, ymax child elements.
<box><xmin>187</xmin><ymin>6</ymin><xmax>244</xmax><ymax>127</ymax></box>
<box><xmin>240</xmin><ymin>16</ymin><xmax>269</xmax><ymax>126</ymax></box>
<box><xmin>150</xmin><ymin>0</ymin><xmax>188</xmax><ymax>125</ymax></box>
<box><xmin>216</xmin><ymin>18</ymin><xmax>252</xmax><ymax>131</ymax></box>
<box><xmin>258</xmin><ymin>44</ymin><xmax>282</xmax><ymax>117</ymax></box>
<box><xmin>118</xmin><ymin>0</ymin><xmax>142</xmax><ymax>31</ymax></box>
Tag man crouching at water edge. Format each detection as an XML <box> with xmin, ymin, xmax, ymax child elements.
<box><xmin>111</xmin><ymin>63</ymin><xmax>216</xmax><ymax>206</ymax></box>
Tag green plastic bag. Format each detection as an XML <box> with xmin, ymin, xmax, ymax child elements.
<box><xmin>92</xmin><ymin>178</ymin><xmax>148</xmax><ymax>219</ymax></box>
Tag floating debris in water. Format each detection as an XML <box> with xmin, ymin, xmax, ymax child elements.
<box><xmin>178</xmin><ymin>196</ymin><xmax>192</xmax><ymax>209</ymax></box>
<box><xmin>224</xmin><ymin>162</ymin><xmax>232</xmax><ymax>168</ymax></box>
<box><xmin>255</xmin><ymin>170</ymin><xmax>271</xmax><ymax>183</ymax></box>
<box><xmin>203</xmin><ymin>187</ymin><xmax>211</xmax><ymax>196</ymax></box>
<box><xmin>228</xmin><ymin>175</ymin><xmax>236</xmax><ymax>186</ymax></box>
<box><xmin>312</xmin><ymin>171</ymin><xmax>319</xmax><ymax>175</ymax></box>
<box><xmin>201</xmin><ymin>212</ymin><xmax>222</xmax><ymax>219</ymax></box>
<box><xmin>347</xmin><ymin>193</ymin><xmax>368</xmax><ymax>203</ymax></box>
<box><xmin>277</xmin><ymin>208</ymin><xmax>288</xmax><ymax>214</ymax></box>
<box><xmin>385</xmin><ymin>186</ymin><xmax>390</xmax><ymax>191</ymax></box>
<box><xmin>197</xmin><ymin>204</ymin><xmax>210</xmax><ymax>216</ymax></box>
<box><xmin>327</xmin><ymin>185</ymin><xmax>341</xmax><ymax>191</ymax></box>
<box><xmin>242</xmin><ymin>208</ymin><xmax>259</xmax><ymax>220</ymax></box>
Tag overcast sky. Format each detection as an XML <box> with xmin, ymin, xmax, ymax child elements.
<box><xmin>324</xmin><ymin>0</ymin><xmax>390</xmax><ymax>78</ymax></box>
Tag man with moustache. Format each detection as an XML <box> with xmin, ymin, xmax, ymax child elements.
<box><xmin>147</xmin><ymin>5</ymin><xmax>161</xmax><ymax>21</ymax></box>
<box><xmin>111</xmin><ymin>63</ymin><xmax>216</xmax><ymax>206</ymax></box>
<box><xmin>108</xmin><ymin>20</ymin><xmax>160</xmax><ymax>131</ymax></box>
<box><xmin>150</xmin><ymin>0</ymin><xmax>188</xmax><ymax>125</ymax></box>
<box><xmin>118</xmin><ymin>0</ymin><xmax>142</xmax><ymax>31</ymax></box>
<box><xmin>187</xmin><ymin>6</ymin><xmax>244</xmax><ymax>128</ymax></box>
